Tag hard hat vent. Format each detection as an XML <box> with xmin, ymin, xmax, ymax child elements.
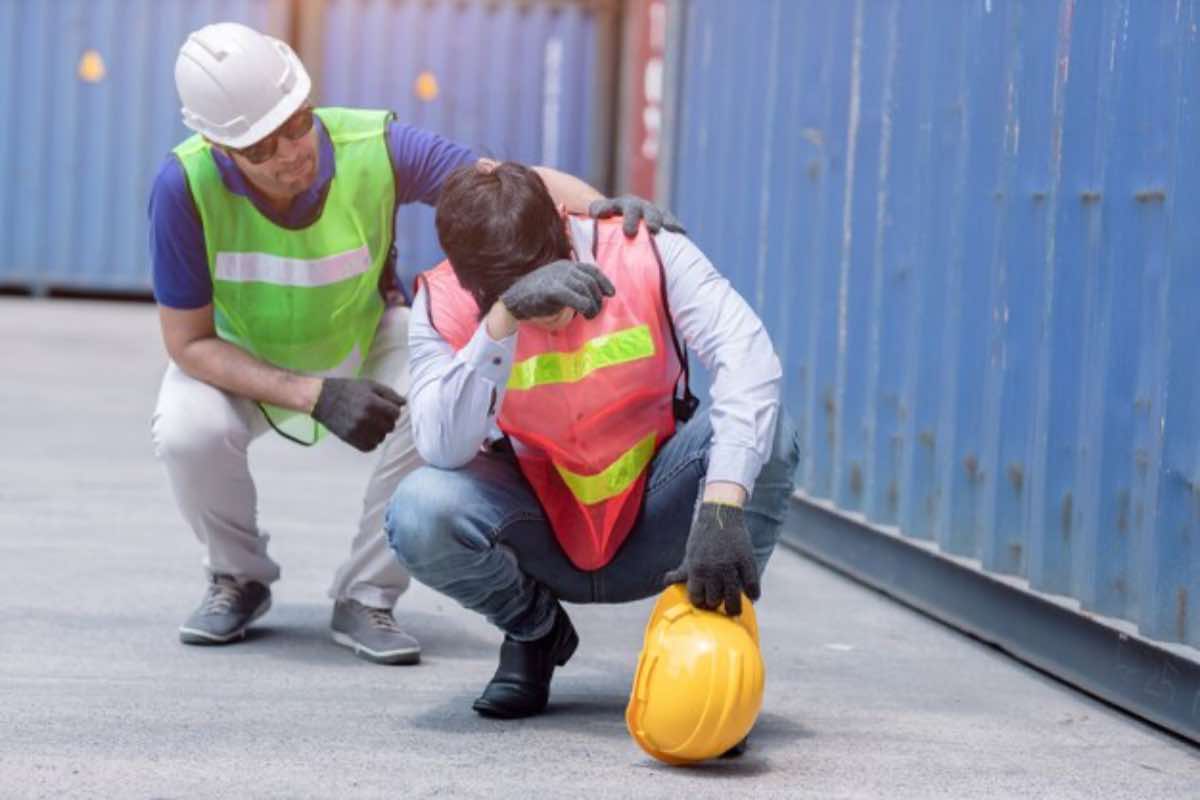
<box><xmin>174</xmin><ymin>22</ymin><xmax>311</xmax><ymax>149</ymax></box>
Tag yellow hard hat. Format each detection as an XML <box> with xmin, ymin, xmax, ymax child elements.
<box><xmin>625</xmin><ymin>583</ymin><xmax>765</xmax><ymax>764</ymax></box>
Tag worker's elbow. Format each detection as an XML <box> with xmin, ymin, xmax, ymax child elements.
<box><xmin>413</xmin><ymin>420</ymin><xmax>482</xmax><ymax>470</ymax></box>
<box><xmin>766</xmin><ymin>349</ymin><xmax>783</xmax><ymax>383</ymax></box>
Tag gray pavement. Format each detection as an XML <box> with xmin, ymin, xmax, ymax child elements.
<box><xmin>1</xmin><ymin>296</ymin><xmax>1198</xmax><ymax>799</ymax></box>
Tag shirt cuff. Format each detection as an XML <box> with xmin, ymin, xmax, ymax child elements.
<box><xmin>704</xmin><ymin>444</ymin><xmax>764</xmax><ymax>496</ymax></box>
<box><xmin>460</xmin><ymin>321</ymin><xmax>517</xmax><ymax>384</ymax></box>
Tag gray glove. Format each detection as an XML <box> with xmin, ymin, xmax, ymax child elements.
<box><xmin>500</xmin><ymin>259</ymin><xmax>615</xmax><ymax>320</ymax></box>
<box><xmin>588</xmin><ymin>195</ymin><xmax>686</xmax><ymax>237</ymax></box>
<box><xmin>311</xmin><ymin>378</ymin><xmax>405</xmax><ymax>453</ymax></box>
<box><xmin>663</xmin><ymin>502</ymin><xmax>761</xmax><ymax>616</ymax></box>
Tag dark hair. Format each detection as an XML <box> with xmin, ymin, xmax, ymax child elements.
<box><xmin>435</xmin><ymin>161</ymin><xmax>572</xmax><ymax>317</ymax></box>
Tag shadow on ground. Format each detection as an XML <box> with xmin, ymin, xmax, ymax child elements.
<box><xmin>406</xmin><ymin>680</ymin><xmax>815</xmax><ymax>772</ymax></box>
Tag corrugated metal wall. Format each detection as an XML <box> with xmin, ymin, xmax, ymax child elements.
<box><xmin>316</xmin><ymin>0</ymin><xmax>615</xmax><ymax>287</ymax></box>
<box><xmin>0</xmin><ymin>0</ymin><xmax>290</xmax><ymax>293</ymax></box>
<box><xmin>667</xmin><ymin>0</ymin><xmax>1200</xmax><ymax>649</ymax></box>
<box><xmin>0</xmin><ymin>0</ymin><xmax>612</xmax><ymax>294</ymax></box>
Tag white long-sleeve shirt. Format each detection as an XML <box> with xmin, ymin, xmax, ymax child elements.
<box><xmin>407</xmin><ymin>217</ymin><xmax>783</xmax><ymax>492</ymax></box>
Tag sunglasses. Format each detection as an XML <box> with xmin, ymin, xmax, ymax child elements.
<box><xmin>231</xmin><ymin>105</ymin><xmax>315</xmax><ymax>165</ymax></box>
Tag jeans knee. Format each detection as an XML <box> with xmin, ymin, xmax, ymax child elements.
<box><xmin>757</xmin><ymin>410</ymin><xmax>800</xmax><ymax>487</ymax></box>
<box><xmin>746</xmin><ymin>410</ymin><xmax>799</xmax><ymax>537</ymax></box>
<box><xmin>385</xmin><ymin>468</ymin><xmax>489</xmax><ymax>574</ymax></box>
<box><xmin>773</xmin><ymin>411</ymin><xmax>801</xmax><ymax>469</ymax></box>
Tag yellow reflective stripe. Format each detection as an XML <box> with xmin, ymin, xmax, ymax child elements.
<box><xmin>554</xmin><ymin>431</ymin><xmax>657</xmax><ymax>505</ymax></box>
<box><xmin>507</xmin><ymin>324</ymin><xmax>655</xmax><ymax>391</ymax></box>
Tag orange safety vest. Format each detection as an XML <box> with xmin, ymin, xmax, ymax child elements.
<box><xmin>418</xmin><ymin>218</ymin><xmax>692</xmax><ymax>570</ymax></box>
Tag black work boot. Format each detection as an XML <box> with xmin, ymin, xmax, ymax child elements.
<box><xmin>472</xmin><ymin>605</ymin><xmax>579</xmax><ymax>719</ymax></box>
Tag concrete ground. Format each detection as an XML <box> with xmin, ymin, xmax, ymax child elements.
<box><xmin>1</xmin><ymin>296</ymin><xmax>1197</xmax><ymax>800</ymax></box>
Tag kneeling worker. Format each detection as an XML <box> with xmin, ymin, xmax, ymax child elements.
<box><xmin>386</xmin><ymin>162</ymin><xmax>799</xmax><ymax>718</ymax></box>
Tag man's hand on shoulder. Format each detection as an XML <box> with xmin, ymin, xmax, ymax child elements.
<box><xmin>588</xmin><ymin>195</ymin><xmax>686</xmax><ymax>238</ymax></box>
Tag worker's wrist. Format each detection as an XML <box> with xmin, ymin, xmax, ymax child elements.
<box><xmin>485</xmin><ymin>301</ymin><xmax>519</xmax><ymax>340</ymax></box>
<box><xmin>297</xmin><ymin>375</ymin><xmax>324</xmax><ymax>414</ymax></box>
<box><xmin>702</xmin><ymin>481</ymin><xmax>747</xmax><ymax>507</ymax></box>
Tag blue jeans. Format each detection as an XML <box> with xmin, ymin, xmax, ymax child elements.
<box><xmin>385</xmin><ymin>409</ymin><xmax>800</xmax><ymax>640</ymax></box>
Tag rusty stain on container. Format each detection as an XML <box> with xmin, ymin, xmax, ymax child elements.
<box><xmin>1114</xmin><ymin>577</ymin><xmax>1128</xmax><ymax>596</ymax></box>
<box><xmin>1060</xmin><ymin>492</ymin><xmax>1073</xmax><ymax>539</ymax></box>
<box><xmin>807</xmin><ymin>159</ymin><xmax>822</xmax><ymax>181</ymax></box>
<box><xmin>1179</xmin><ymin>589</ymin><xmax>1189</xmax><ymax>641</ymax></box>
<box><xmin>1135</xmin><ymin>448</ymin><xmax>1150</xmax><ymax>476</ymax></box>
<box><xmin>1031</xmin><ymin>191</ymin><xmax>1046</xmax><ymax>203</ymax></box>
<box><xmin>1134</xmin><ymin>188</ymin><xmax>1166</xmax><ymax>203</ymax></box>
<box><xmin>918</xmin><ymin>430</ymin><xmax>936</xmax><ymax>449</ymax></box>
<box><xmin>823</xmin><ymin>387</ymin><xmax>836</xmax><ymax>448</ymax></box>
<box><xmin>963</xmin><ymin>453</ymin><xmax>981</xmax><ymax>482</ymax></box>
<box><xmin>1009</xmin><ymin>542</ymin><xmax>1023</xmax><ymax>562</ymax></box>
<box><xmin>887</xmin><ymin>480</ymin><xmax>899</xmax><ymax>512</ymax></box>
<box><xmin>1116</xmin><ymin>490</ymin><xmax>1130</xmax><ymax>534</ymax></box>
<box><xmin>1007</xmin><ymin>463</ymin><xmax>1025</xmax><ymax>492</ymax></box>
<box><xmin>1080</xmin><ymin>190</ymin><xmax>1102</xmax><ymax>204</ymax></box>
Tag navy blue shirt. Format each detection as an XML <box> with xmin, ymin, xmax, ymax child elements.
<box><xmin>148</xmin><ymin>115</ymin><xmax>474</xmax><ymax>309</ymax></box>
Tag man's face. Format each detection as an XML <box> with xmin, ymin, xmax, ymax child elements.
<box><xmin>225</xmin><ymin>105</ymin><xmax>319</xmax><ymax>199</ymax></box>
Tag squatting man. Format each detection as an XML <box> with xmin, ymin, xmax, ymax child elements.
<box><xmin>384</xmin><ymin>161</ymin><xmax>799</xmax><ymax>718</ymax></box>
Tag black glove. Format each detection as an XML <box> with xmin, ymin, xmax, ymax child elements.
<box><xmin>310</xmin><ymin>378</ymin><xmax>405</xmax><ymax>453</ymax></box>
<box><xmin>588</xmin><ymin>195</ymin><xmax>686</xmax><ymax>237</ymax></box>
<box><xmin>663</xmin><ymin>502</ymin><xmax>760</xmax><ymax>616</ymax></box>
<box><xmin>500</xmin><ymin>259</ymin><xmax>615</xmax><ymax>320</ymax></box>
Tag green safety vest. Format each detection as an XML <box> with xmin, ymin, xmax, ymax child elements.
<box><xmin>173</xmin><ymin>107</ymin><xmax>396</xmax><ymax>444</ymax></box>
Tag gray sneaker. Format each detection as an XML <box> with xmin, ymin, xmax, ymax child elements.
<box><xmin>331</xmin><ymin>599</ymin><xmax>421</xmax><ymax>665</ymax></box>
<box><xmin>179</xmin><ymin>575</ymin><xmax>272</xmax><ymax>645</ymax></box>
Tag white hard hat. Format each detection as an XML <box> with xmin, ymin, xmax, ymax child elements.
<box><xmin>175</xmin><ymin>22</ymin><xmax>311</xmax><ymax>149</ymax></box>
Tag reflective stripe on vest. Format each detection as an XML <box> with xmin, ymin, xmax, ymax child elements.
<box><xmin>554</xmin><ymin>431</ymin><xmax>657</xmax><ymax>505</ymax></box>
<box><xmin>214</xmin><ymin>245</ymin><xmax>372</xmax><ymax>287</ymax></box>
<box><xmin>507</xmin><ymin>324</ymin><xmax>656</xmax><ymax>391</ymax></box>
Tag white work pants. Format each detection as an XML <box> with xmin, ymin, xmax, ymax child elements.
<box><xmin>150</xmin><ymin>306</ymin><xmax>419</xmax><ymax>609</ymax></box>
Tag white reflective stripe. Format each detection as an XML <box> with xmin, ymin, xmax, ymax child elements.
<box><xmin>214</xmin><ymin>245</ymin><xmax>372</xmax><ymax>287</ymax></box>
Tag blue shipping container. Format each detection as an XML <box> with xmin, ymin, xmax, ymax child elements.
<box><xmin>666</xmin><ymin>0</ymin><xmax>1200</xmax><ymax>651</ymax></box>
<box><xmin>0</xmin><ymin>0</ymin><xmax>291</xmax><ymax>293</ymax></box>
<box><xmin>317</xmin><ymin>0</ymin><xmax>615</xmax><ymax>288</ymax></box>
<box><xmin>0</xmin><ymin>0</ymin><xmax>612</xmax><ymax>294</ymax></box>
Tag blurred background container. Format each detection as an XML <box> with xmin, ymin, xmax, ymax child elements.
<box><xmin>0</xmin><ymin>0</ymin><xmax>616</xmax><ymax>294</ymax></box>
<box><xmin>0</xmin><ymin>0</ymin><xmax>290</xmax><ymax>294</ymax></box>
<box><xmin>310</xmin><ymin>0</ymin><xmax>616</xmax><ymax>289</ymax></box>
